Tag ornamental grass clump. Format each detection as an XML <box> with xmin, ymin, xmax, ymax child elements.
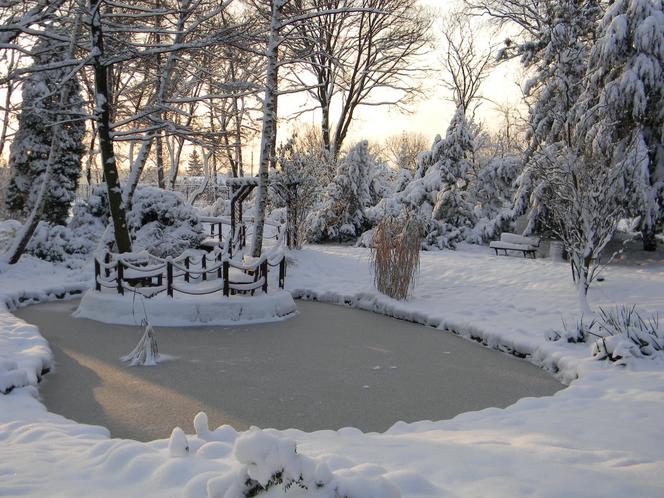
<box><xmin>591</xmin><ymin>306</ymin><xmax>663</xmax><ymax>363</ymax></box>
<box><xmin>548</xmin><ymin>305</ymin><xmax>664</xmax><ymax>364</ymax></box>
<box><xmin>371</xmin><ymin>211</ymin><xmax>423</xmax><ymax>300</ymax></box>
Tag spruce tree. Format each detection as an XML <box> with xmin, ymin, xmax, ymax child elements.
<box><xmin>510</xmin><ymin>0</ymin><xmax>604</xmax><ymax>232</ymax></box>
<box><xmin>577</xmin><ymin>0</ymin><xmax>664</xmax><ymax>251</ymax></box>
<box><xmin>376</xmin><ymin>106</ymin><xmax>476</xmax><ymax>249</ymax></box>
<box><xmin>5</xmin><ymin>36</ymin><xmax>85</xmax><ymax>225</ymax></box>
<box><xmin>187</xmin><ymin>149</ymin><xmax>204</xmax><ymax>176</ymax></box>
<box><xmin>307</xmin><ymin>141</ymin><xmax>390</xmax><ymax>242</ymax></box>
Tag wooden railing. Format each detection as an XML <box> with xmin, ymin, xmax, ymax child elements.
<box><xmin>94</xmin><ymin>247</ymin><xmax>286</xmax><ymax>298</ymax></box>
<box><xmin>199</xmin><ymin>216</ymin><xmax>281</xmax><ymax>257</ymax></box>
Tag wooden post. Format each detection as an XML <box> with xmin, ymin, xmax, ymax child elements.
<box><xmin>167</xmin><ymin>260</ymin><xmax>173</xmax><ymax>297</ymax></box>
<box><xmin>279</xmin><ymin>257</ymin><xmax>286</xmax><ymax>289</ymax></box>
<box><xmin>94</xmin><ymin>258</ymin><xmax>101</xmax><ymax>291</ymax></box>
<box><xmin>261</xmin><ymin>259</ymin><xmax>268</xmax><ymax>293</ymax></box>
<box><xmin>222</xmin><ymin>260</ymin><xmax>229</xmax><ymax>297</ymax></box>
<box><xmin>116</xmin><ymin>260</ymin><xmax>124</xmax><ymax>295</ymax></box>
<box><xmin>185</xmin><ymin>257</ymin><xmax>190</xmax><ymax>282</ymax></box>
<box><xmin>104</xmin><ymin>251</ymin><xmax>111</xmax><ymax>278</ymax></box>
<box><xmin>201</xmin><ymin>255</ymin><xmax>207</xmax><ymax>281</ymax></box>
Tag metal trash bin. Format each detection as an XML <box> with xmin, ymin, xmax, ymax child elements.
<box><xmin>549</xmin><ymin>240</ymin><xmax>564</xmax><ymax>262</ymax></box>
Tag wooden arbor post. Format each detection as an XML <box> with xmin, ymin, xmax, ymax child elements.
<box><xmin>286</xmin><ymin>181</ymin><xmax>299</xmax><ymax>250</ymax></box>
<box><xmin>229</xmin><ymin>181</ymin><xmax>256</xmax><ymax>257</ymax></box>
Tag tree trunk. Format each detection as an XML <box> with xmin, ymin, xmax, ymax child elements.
<box><xmin>90</xmin><ymin>0</ymin><xmax>132</xmax><ymax>253</ymax></box>
<box><xmin>124</xmin><ymin>132</ymin><xmax>154</xmax><ymax>210</ymax></box>
<box><xmin>642</xmin><ymin>224</ymin><xmax>657</xmax><ymax>252</ymax></box>
<box><xmin>251</xmin><ymin>0</ymin><xmax>282</xmax><ymax>258</ymax></box>
<box><xmin>156</xmin><ymin>131</ymin><xmax>165</xmax><ymax>188</ymax></box>
<box><xmin>321</xmin><ymin>102</ymin><xmax>331</xmax><ymax>154</ymax></box>
<box><xmin>572</xmin><ymin>257</ymin><xmax>593</xmax><ymax>316</ymax></box>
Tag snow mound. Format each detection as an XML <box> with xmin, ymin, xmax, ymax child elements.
<box><xmin>206</xmin><ymin>428</ymin><xmax>402</xmax><ymax>498</ymax></box>
<box><xmin>0</xmin><ymin>303</ymin><xmax>52</xmax><ymax>393</ymax></box>
<box><xmin>73</xmin><ymin>290</ymin><xmax>297</xmax><ymax>327</ymax></box>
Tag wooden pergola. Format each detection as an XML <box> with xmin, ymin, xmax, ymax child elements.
<box><xmin>225</xmin><ymin>176</ymin><xmax>299</xmax><ymax>255</ymax></box>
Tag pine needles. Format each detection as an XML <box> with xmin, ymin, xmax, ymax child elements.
<box><xmin>371</xmin><ymin>211</ymin><xmax>423</xmax><ymax>300</ymax></box>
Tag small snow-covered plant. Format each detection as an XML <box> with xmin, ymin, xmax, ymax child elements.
<box><xmin>546</xmin><ymin>316</ymin><xmax>595</xmax><ymax>344</ymax></box>
<box><xmin>371</xmin><ymin>210</ymin><xmax>423</xmax><ymax>300</ymax></box>
<box><xmin>225</xmin><ymin>431</ymin><xmax>322</xmax><ymax>497</ymax></box>
<box><xmin>591</xmin><ymin>306</ymin><xmax>663</xmax><ymax>364</ymax></box>
<box><xmin>168</xmin><ymin>427</ymin><xmax>189</xmax><ymax>457</ymax></box>
<box><xmin>0</xmin><ymin>220</ymin><xmax>22</xmax><ymax>252</ymax></box>
<box><xmin>208</xmin><ymin>430</ymin><xmax>401</xmax><ymax>498</ymax></box>
<box><xmin>121</xmin><ymin>320</ymin><xmax>160</xmax><ymax>367</ymax></box>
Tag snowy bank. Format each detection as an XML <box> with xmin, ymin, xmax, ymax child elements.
<box><xmin>0</xmin><ymin>246</ymin><xmax>663</xmax><ymax>496</ymax></box>
<box><xmin>0</xmin><ymin>256</ymin><xmax>90</xmax><ymax>393</ymax></box>
<box><xmin>74</xmin><ymin>289</ymin><xmax>297</xmax><ymax>327</ymax></box>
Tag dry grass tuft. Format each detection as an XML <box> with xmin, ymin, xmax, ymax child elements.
<box><xmin>371</xmin><ymin>211</ymin><xmax>423</xmax><ymax>300</ymax></box>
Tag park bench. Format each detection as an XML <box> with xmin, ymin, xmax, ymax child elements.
<box><xmin>490</xmin><ymin>233</ymin><xmax>541</xmax><ymax>258</ymax></box>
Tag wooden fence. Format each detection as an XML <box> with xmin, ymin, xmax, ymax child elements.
<box><xmin>94</xmin><ymin>248</ymin><xmax>286</xmax><ymax>298</ymax></box>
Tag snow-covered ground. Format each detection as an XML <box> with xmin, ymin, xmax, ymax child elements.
<box><xmin>1</xmin><ymin>245</ymin><xmax>664</xmax><ymax>497</ymax></box>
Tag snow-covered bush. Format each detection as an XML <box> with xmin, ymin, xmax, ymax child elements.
<box><xmin>371</xmin><ymin>211</ymin><xmax>423</xmax><ymax>300</ymax></box>
<box><xmin>271</xmin><ymin>136</ymin><xmax>336</xmax><ymax>248</ymax></box>
<box><xmin>306</xmin><ymin>141</ymin><xmax>392</xmax><ymax>243</ymax></box>
<box><xmin>207</xmin><ymin>429</ymin><xmax>400</xmax><ymax>498</ymax></box>
<box><xmin>0</xmin><ymin>219</ymin><xmax>21</xmax><ymax>252</ymax></box>
<box><xmin>128</xmin><ymin>186</ymin><xmax>203</xmax><ymax>257</ymax></box>
<box><xmin>26</xmin><ymin>222</ymin><xmax>96</xmax><ymax>264</ymax></box>
<box><xmin>26</xmin><ymin>185</ymin><xmax>204</xmax><ymax>262</ymax></box>
<box><xmin>467</xmin><ymin>154</ymin><xmax>522</xmax><ymax>243</ymax></box>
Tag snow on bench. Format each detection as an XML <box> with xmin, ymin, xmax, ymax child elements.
<box><xmin>490</xmin><ymin>233</ymin><xmax>541</xmax><ymax>258</ymax></box>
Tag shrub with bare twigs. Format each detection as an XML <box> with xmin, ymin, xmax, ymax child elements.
<box><xmin>371</xmin><ymin>211</ymin><xmax>423</xmax><ymax>300</ymax></box>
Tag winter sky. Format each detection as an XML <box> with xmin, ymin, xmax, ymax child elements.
<box><xmin>278</xmin><ymin>0</ymin><xmax>524</xmax><ymax>149</ymax></box>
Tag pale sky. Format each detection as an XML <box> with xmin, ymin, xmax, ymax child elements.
<box><xmin>0</xmin><ymin>0</ymin><xmax>525</xmax><ymax>172</ymax></box>
<box><xmin>276</xmin><ymin>0</ymin><xmax>525</xmax><ymax>151</ymax></box>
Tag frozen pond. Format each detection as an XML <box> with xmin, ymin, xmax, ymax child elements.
<box><xmin>15</xmin><ymin>300</ymin><xmax>562</xmax><ymax>441</ymax></box>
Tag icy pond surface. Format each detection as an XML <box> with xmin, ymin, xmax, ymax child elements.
<box><xmin>16</xmin><ymin>300</ymin><xmax>562</xmax><ymax>441</ymax></box>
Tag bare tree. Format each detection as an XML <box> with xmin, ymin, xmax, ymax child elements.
<box><xmin>291</xmin><ymin>0</ymin><xmax>433</xmax><ymax>158</ymax></box>
<box><xmin>529</xmin><ymin>143</ymin><xmax>628</xmax><ymax>314</ymax></box>
<box><xmin>440</xmin><ymin>10</ymin><xmax>495</xmax><ymax>114</ymax></box>
<box><xmin>383</xmin><ymin>131</ymin><xmax>429</xmax><ymax>171</ymax></box>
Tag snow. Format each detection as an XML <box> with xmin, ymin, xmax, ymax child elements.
<box><xmin>0</xmin><ymin>246</ymin><xmax>664</xmax><ymax>496</ymax></box>
<box><xmin>74</xmin><ymin>289</ymin><xmax>297</xmax><ymax>327</ymax></box>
